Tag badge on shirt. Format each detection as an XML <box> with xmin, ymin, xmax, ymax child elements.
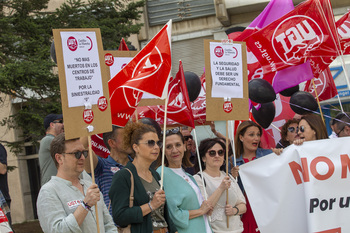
<box><xmin>67</xmin><ymin>200</ymin><xmax>82</xmax><ymax>209</ymax></box>
<box><xmin>110</xmin><ymin>167</ymin><xmax>120</xmax><ymax>173</ymax></box>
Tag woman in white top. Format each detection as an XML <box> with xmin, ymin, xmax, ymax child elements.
<box><xmin>194</xmin><ymin>138</ymin><xmax>246</xmax><ymax>233</ymax></box>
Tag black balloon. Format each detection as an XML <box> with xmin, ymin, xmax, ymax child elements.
<box><xmin>252</xmin><ymin>102</ymin><xmax>276</xmax><ymax>129</ymax></box>
<box><xmin>249</xmin><ymin>79</ymin><xmax>276</xmax><ymax>103</ymax></box>
<box><xmin>279</xmin><ymin>85</ymin><xmax>299</xmax><ymax>97</ymax></box>
<box><xmin>50</xmin><ymin>40</ymin><xmax>57</xmax><ymax>64</ymax></box>
<box><xmin>289</xmin><ymin>91</ymin><xmax>318</xmax><ymax>115</ymax></box>
<box><xmin>139</xmin><ymin>117</ymin><xmax>162</xmax><ymax>138</ymax></box>
<box><xmin>184</xmin><ymin>71</ymin><xmax>201</xmax><ymax>102</ymax></box>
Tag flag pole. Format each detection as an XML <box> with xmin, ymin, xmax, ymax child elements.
<box><xmin>312</xmin><ymin>78</ymin><xmax>325</xmax><ymax>123</ymax></box>
<box><xmin>88</xmin><ymin>135</ymin><xmax>100</xmax><ymax>233</ymax></box>
<box><xmin>160</xmin><ymin>84</ymin><xmax>170</xmax><ymax>190</ymax></box>
<box><xmin>226</xmin><ymin>120</ymin><xmax>229</xmax><ymax>228</ymax></box>
<box><xmin>192</xmin><ymin>129</ymin><xmax>208</xmax><ymax>199</ymax></box>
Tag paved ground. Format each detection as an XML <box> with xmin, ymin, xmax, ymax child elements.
<box><xmin>12</xmin><ymin>220</ymin><xmax>43</xmax><ymax>233</ymax></box>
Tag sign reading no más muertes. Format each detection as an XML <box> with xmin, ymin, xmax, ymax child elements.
<box><xmin>61</xmin><ymin>31</ymin><xmax>104</xmax><ymax>108</ymax></box>
<box><xmin>210</xmin><ymin>42</ymin><xmax>244</xmax><ymax>98</ymax></box>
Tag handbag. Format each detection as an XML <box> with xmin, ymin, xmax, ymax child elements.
<box><xmin>117</xmin><ymin>168</ymin><xmax>134</xmax><ymax>233</ymax></box>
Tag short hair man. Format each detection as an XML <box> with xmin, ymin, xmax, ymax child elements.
<box><xmin>84</xmin><ymin>125</ymin><xmax>133</xmax><ymax>215</ymax></box>
<box><xmin>333</xmin><ymin>112</ymin><xmax>350</xmax><ymax>137</ymax></box>
<box><xmin>37</xmin><ymin>133</ymin><xmax>117</xmax><ymax>233</ymax></box>
<box><xmin>39</xmin><ymin>114</ymin><xmax>64</xmax><ymax>186</ymax></box>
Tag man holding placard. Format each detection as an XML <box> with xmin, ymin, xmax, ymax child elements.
<box><xmin>37</xmin><ymin>133</ymin><xmax>117</xmax><ymax>233</ymax></box>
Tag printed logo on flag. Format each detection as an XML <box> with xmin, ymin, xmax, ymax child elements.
<box><xmin>105</xmin><ymin>53</ymin><xmax>114</xmax><ymax>66</ymax></box>
<box><xmin>67</xmin><ymin>36</ymin><xmax>78</xmax><ymax>51</ymax></box>
<box><xmin>122</xmin><ymin>88</ymin><xmax>142</xmax><ymax>109</ymax></box>
<box><xmin>214</xmin><ymin>46</ymin><xmax>224</xmax><ymax>57</ymax></box>
<box><xmin>338</xmin><ymin>20</ymin><xmax>350</xmax><ymax>38</ymax></box>
<box><xmin>97</xmin><ymin>96</ymin><xmax>108</xmax><ymax>111</ymax></box>
<box><xmin>272</xmin><ymin>16</ymin><xmax>324</xmax><ymax>65</ymax></box>
<box><xmin>309</xmin><ymin>72</ymin><xmax>326</xmax><ymax>96</ymax></box>
<box><xmin>83</xmin><ymin>109</ymin><xmax>94</xmax><ymax>124</ymax></box>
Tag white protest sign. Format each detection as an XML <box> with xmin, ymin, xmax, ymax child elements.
<box><xmin>209</xmin><ymin>42</ymin><xmax>243</xmax><ymax>98</ymax></box>
<box><xmin>239</xmin><ymin>137</ymin><xmax>350</xmax><ymax>233</ymax></box>
<box><xmin>61</xmin><ymin>31</ymin><xmax>104</xmax><ymax>107</ymax></box>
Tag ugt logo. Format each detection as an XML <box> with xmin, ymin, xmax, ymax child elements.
<box><xmin>67</xmin><ymin>36</ymin><xmax>78</xmax><ymax>51</ymax></box>
<box><xmin>272</xmin><ymin>16</ymin><xmax>324</xmax><ymax>65</ymax></box>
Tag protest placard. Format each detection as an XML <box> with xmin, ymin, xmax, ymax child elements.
<box><xmin>53</xmin><ymin>28</ymin><xmax>112</xmax><ymax>139</ymax></box>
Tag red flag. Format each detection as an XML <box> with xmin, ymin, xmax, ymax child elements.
<box><xmin>337</xmin><ymin>11</ymin><xmax>350</xmax><ymax>55</ymax></box>
<box><xmin>244</xmin><ymin>0</ymin><xmax>338</xmax><ymax>77</ymax></box>
<box><xmin>108</xmin><ymin>20</ymin><xmax>172</xmax><ymax>126</ymax></box>
<box><xmin>118</xmin><ymin>38</ymin><xmax>129</xmax><ymax>51</ymax></box>
<box><xmin>303</xmin><ymin>68</ymin><xmax>337</xmax><ymax>101</ymax></box>
<box><xmin>135</xmin><ymin>61</ymin><xmax>195</xmax><ymax>128</ymax></box>
<box><xmin>91</xmin><ymin>134</ymin><xmax>109</xmax><ymax>158</ymax></box>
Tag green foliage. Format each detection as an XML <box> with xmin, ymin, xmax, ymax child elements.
<box><xmin>0</xmin><ymin>0</ymin><xmax>144</xmax><ymax>153</ymax></box>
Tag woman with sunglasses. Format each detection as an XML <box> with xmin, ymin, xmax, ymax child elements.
<box><xmin>275</xmin><ymin>119</ymin><xmax>300</xmax><ymax>149</ymax></box>
<box><xmin>156</xmin><ymin>129</ymin><xmax>213</xmax><ymax>233</ymax></box>
<box><xmin>232</xmin><ymin>121</ymin><xmax>272</xmax><ymax>233</ymax></box>
<box><xmin>294</xmin><ymin>114</ymin><xmax>328</xmax><ymax>144</ymax></box>
<box><xmin>109</xmin><ymin>122</ymin><xmax>177</xmax><ymax>233</ymax></box>
<box><xmin>194</xmin><ymin>138</ymin><xmax>246</xmax><ymax>233</ymax></box>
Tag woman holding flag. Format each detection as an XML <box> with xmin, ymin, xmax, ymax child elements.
<box><xmin>156</xmin><ymin>129</ymin><xmax>213</xmax><ymax>233</ymax></box>
<box><xmin>109</xmin><ymin>122</ymin><xmax>176</xmax><ymax>233</ymax></box>
<box><xmin>194</xmin><ymin>138</ymin><xmax>246</xmax><ymax>233</ymax></box>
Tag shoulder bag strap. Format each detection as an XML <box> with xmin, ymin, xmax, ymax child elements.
<box><xmin>124</xmin><ymin>168</ymin><xmax>134</xmax><ymax>207</ymax></box>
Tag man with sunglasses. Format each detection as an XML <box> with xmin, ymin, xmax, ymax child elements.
<box><xmin>333</xmin><ymin>112</ymin><xmax>350</xmax><ymax>138</ymax></box>
<box><xmin>37</xmin><ymin>133</ymin><xmax>117</xmax><ymax>233</ymax></box>
<box><xmin>39</xmin><ymin>113</ymin><xmax>65</xmax><ymax>186</ymax></box>
<box><xmin>83</xmin><ymin>126</ymin><xmax>133</xmax><ymax>216</ymax></box>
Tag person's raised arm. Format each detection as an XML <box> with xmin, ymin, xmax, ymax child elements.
<box><xmin>80</xmin><ymin>136</ymin><xmax>98</xmax><ymax>173</ymax></box>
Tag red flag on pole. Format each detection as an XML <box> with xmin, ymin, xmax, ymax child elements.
<box><xmin>118</xmin><ymin>38</ymin><xmax>129</xmax><ymax>51</ymax></box>
<box><xmin>304</xmin><ymin>68</ymin><xmax>338</xmax><ymax>101</ymax></box>
<box><xmin>108</xmin><ymin>20</ymin><xmax>172</xmax><ymax>126</ymax></box>
<box><xmin>244</xmin><ymin>0</ymin><xmax>338</xmax><ymax>77</ymax></box>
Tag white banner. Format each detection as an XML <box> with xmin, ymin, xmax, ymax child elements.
<box><xmin>240</xmin><ymin>137</ymin><xmax>350</xmax><ymax>233</ymax></box>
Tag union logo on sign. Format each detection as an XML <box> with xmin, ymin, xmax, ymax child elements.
<box><xmin>67</xmin><ymin>36</ymin><xmax>78</xmax><ymax>51</ymax></box>
<box><xmin>272</xmin><ymin>15</ymin><xmax>324</xmax><ymax>65</ymax></box>
<box><xmin>214</xmin><ymin>46</ymin><xmax>224</xmax><ymax>57</ymax></box>
<box><xmin>104</xmin><ymin>53</ymin><xmax>114</xmax><ymax>66</ymax></box>
<box><xmin>223</xmin><ymin>101</ymin><xmax>233</xmax><ymax>113</ymax></box>
<box><xmin>83</xmin><ymin>109</ymin><xmax>94</xmax><ymax>124</ymax></box>
<box><xmin>97</xmin><ymin>96</ymin><xmax>108</xmax><ymax>111</ymax></box>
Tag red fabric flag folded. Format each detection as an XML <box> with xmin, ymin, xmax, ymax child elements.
<box><xmin>303</xmin><ymin>68</ymin><xmax>337</xmax><ymax>101</ymax></box>
<box><xmin>108</xmin><ymin>20</ymin><xmax>172</xmax><ymax>126</ymax></box>
<box><xmin>244</xmin><ymin>0</ymin><xmax>338</xmax><ymax>77</ymax></box>
<box><xmin>118</xmin><ymin>38</ymin><xmax>129</xmax><ymax>51</ymax></box>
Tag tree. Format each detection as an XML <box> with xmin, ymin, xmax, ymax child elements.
<box><xmin>0</xmin><ymin>0</ymin><xmax>144</xmax><ymax>153</ymax></box>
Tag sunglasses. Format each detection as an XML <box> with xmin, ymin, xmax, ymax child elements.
<box><xmin>184</xmin><ymin>135</ymin><xmax>193</xmax><ymax>141</ymax></box>
<box><xmin>297</xmin><ymin>125</ymin><xmax>306</xmax><ymax>133</ymax></box>
<box><xmin>139</xmin><ymin>140</ymin><xmax>162</xmax><ymax>148</ymax></box>
<box><xmin>64</xmin><ymin>150</ymin><xmax>88</xmax><ymax>159</ymax></box>
<box><xmin>208</xmin><ymin>149</ymin><xmax>225</xmax><ymax>157</ymax></box>
<box><xmin>287</xmin><ymin>126</ymin><xmax>298</xmax><ymax>133</ymax></box>
<box><xmin>164</xmin><ymin>128</ymin><xmax>180</xmax><ymax>135</ymax></box>
<box><xmin>53</xmin><ymin>119</ymin><xmax>63</xmax><ymax>124</ymax></box>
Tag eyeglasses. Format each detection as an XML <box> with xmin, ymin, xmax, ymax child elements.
<box><xmin>208</xmin><ymin>149</ymin><xmax>225</xmax><ymax>157</ymax></box>
<box><xmin>165</xmin><ymin>128</ymin><xmax>180</xmax><ymax>135</ymax></box>
<box><xmin>297</xmin><ymin>126</ymin><xmax>305</xmax><ymax>133</ymax></box>
<box><xmin>53</xmin><ymin>119</ymin><xmax>63</xmax><ymax>124</ymax></box>
<box><xmin>63</xmin><ymin>150</ymin><xmax>88</xmax><ymax>159</ymax></box>
<box><xmin>336</xmin><ymin>126</ymin><xmax>345</xmax><ymax>137</ymax></box>
<box><xmin>287</xmin><ymin>126</ymin><xmax>298</xmax><ymax>133</ymax></box>
<box><xmin>184</xmin><ymin>135</ymin><xmax>193</xmax><ymax>141</ymax></box>
<box><xmin>139</xmin><ymin>140</ymin><xmax>162</xmax><ymax>148</ymax></box>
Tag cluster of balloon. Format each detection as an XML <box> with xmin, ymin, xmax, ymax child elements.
<box><xmin>184</xmin><ymin>71</ymin><xmax>201</xmax><ymax>102</ymax></box>
<box><xmin>289</xmin><ymin>91</ymin><xmax>318</xmax><ymax>115</ymax></box>
<box><xmin>139</xmin><ymin>117</ymin><xmax>162</xmax><ymax>138</ymax></box>
<box><xmin>249</xmin><ymin>79</ymin><xmax>277</xmax><ymax>129</ymax></box>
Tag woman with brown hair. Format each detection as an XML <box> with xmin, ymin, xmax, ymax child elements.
<box><xmin>156</xmin><ymin>129</ymin><xmax>213</xmax><ymax>233</ymax></box>
<box><xmin>275</xmin><ymin>118</ymin><xmax>300</xmax><ymax>148</ymax></box>
<box><xmin>109</xmin><ymin>122</ymin><xmax>177</xmax><ymax>233</ymax></box>
<box><xmin>294</xmin><ymin>114</ymin><xmax>328</xmax><ymax>144</ymax></box>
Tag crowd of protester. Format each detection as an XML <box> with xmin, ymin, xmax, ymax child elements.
<box><xmin>34</xmin><ymin>111</ymin><xmax>350</xmax><ymax>233</ymax></box>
